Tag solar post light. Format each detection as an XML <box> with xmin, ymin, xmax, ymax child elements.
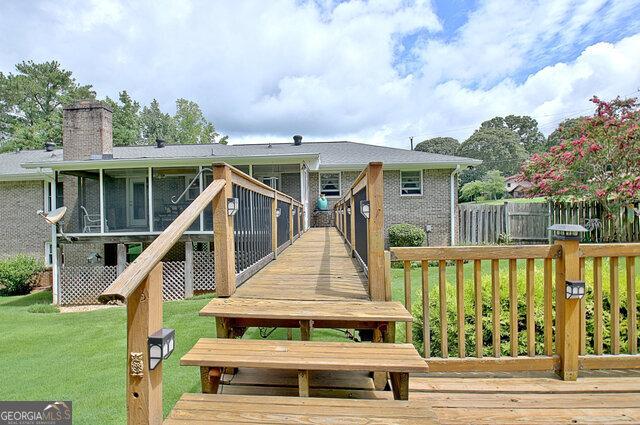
<box><xmin>360</xmin><ymin>200</ymin><xmax>370</xmax><ymax>219</ymax></box>
<box><xmin>148</xmin><ymin>328</ymin><xmax>175</xmax><ymax>370</ymax></box>
<box><xmin>547</xmin><ymin>223</ymin><xmax>588</xmax><ymax>240</ymax></box>
<box><xmin>227</xmin><ymin>197</ymin><xmax>239</xmax><ymax>216</ymax></box>
<box><xmin>565</xmin><ymin>280</ymin><xmax>586</xmax><ymax>300</ymax></box>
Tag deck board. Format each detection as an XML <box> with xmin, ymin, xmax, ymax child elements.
<box><xmin>233</xmin><ymin>228</ymin><xmax>369</xmax><ymax>301</ymax></box>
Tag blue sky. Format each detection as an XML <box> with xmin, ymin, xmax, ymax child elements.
<box><xmin>1</xmin><ymin>0</ymin><xmax>639</xmax><ymax>147</ymax></box>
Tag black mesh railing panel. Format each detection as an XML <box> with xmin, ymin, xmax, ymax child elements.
<box><xmin>277</xmin><ymin>200</ymin><xmax>290</xmax><ymax>248</ymax></box>
<box><xmin>233</xmin><ymin>184</ymin><xmax>273</xmax><ymax>274</ymax></box>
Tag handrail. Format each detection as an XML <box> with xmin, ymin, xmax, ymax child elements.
<box><xmin>333</xmin><ymin>161</ymin><xmax>381</xmax><ymax>209</ymax></box>
<box><xmin>229</xmin><ymin>166</ymin><xmax>303</xmax><ymax>207</ymax></box>
<box><xmin>390</xmin><ymin>245</ymin><xmax>561</xmax><ymax>261</ymax></box>
<box><xmin>98</xmin><ymin>179</ymin><xmax>226</xmax><ymax>303</ymax></box>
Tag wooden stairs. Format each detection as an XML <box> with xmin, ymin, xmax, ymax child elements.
<box><xmin>165</xmin><ymin>297</ymin><xmax>434</xmax><ymax>424</ymax></box>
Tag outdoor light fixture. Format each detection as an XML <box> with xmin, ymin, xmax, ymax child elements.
<box><xmin>548</xmin><ymin>223</ymin><xmax>588</xmax><ymax>240</ymax></box>
<box><xmin>86</xmin><ymin>252</ymin><xmax>102</xmax><ymax>264</ymax></box>
<box><xmin>360</xmin><ymin>200</ymin><xmax>370</xmax><ymax>219</ymax></box>
<box><xmin>346</xmin><ymin>207</ymin><xmax>351</xmax><ymax>215</ymax></box>
<box><xmin>276</xmin><ymin>208</ymin><xmax>282</xmax><ymax>218</ymax></box>
<box><xmin>565</xmin><ymin>280</ymin><xmax>586</xmax><ymax>300</ymax></box>
<box><xmin>227</xmin><ymin>197</ymin><xmax>239</xmax><ymax>216</ymax></box>
<box><xmin>293</xmin><ymin>209</ymin><xmax>297</xmax><ymax>216</ymax></box>
<box><xmin>148</xmin><ymin>328</ymin><xmax>175</xmax><ymax>370</ymax></box>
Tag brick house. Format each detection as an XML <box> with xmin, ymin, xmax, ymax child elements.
<box><xmin>0</xmin><ymin>100</ymin><xmax>480</xmax><ymax>304</ymax></box>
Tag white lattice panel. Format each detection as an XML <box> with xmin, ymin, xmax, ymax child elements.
<box><xmin>59</xmin><ymin>265</ymin><xmax>118</xmax><ymax>305</ymax></box>
<box><xmin>162</xmin><ymin>261</ymin><xmax>185</xmax><ymax>300</ymax></box>
<box><xmin>193</xmin><ymin>251</ymin><xmax>215</xmax><ymax>291</ymax></box>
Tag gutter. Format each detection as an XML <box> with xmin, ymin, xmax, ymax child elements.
<box><xmin>450</xmin><ymin>165</ymin><xmax>461</xmax><ymax>246</ymax></box>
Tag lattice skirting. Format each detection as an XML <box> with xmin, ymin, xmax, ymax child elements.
<box><xmin>59</xmin><ymin>261</ymin><xmax>191</xmax><ymax>305</ymax></box>
<box><xmin>193</xmin><ymin>251</ymin><xmax>215</xmax><ymax>291</ymax></box>
<box><xmin>60</xmin><ymin>266</ymin><xmax>118</xmax><ymax>305</ymax></box>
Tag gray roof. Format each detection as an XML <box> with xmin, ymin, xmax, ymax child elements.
<box><xmin>2</xmin><ymin>140</ymin><xmax>481</xmax><ymax>178</ymax></box>
<box><xmin>0</xmin><ymin>149</ymin><xmax>63</xmax><ymax>180</ymax></box>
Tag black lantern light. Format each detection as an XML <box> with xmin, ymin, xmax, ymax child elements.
<box><xmin>548</xmin><ymin>223</ymin><xmax>588</xmax><ymax>240</ymax></box>
<box><xmin>565</xmin><ymin>280</ymin><xmax>586</xmax><ymax>299</ymax></box>
<box><xmin>360</xmin><ymin>200</ymin><xmax>370</xmax><ymax>219</ymax></box>
<box><xmin>227</xmin><ymin>197</ymin><xmax>239</xmax><ymax>216</ymax></box>
<box><xmin>148</xmin><ymin>328</ymin><xmax>175</xmax><ymax>370</ymax></box>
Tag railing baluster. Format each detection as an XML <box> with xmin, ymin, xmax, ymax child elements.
<box><xmin>404</xmin><ymin>260</ymin><xmax>412</xmax><ymax>343</ymax></box>
<box><xmin>474</xmin><ymin>259</ymin><xmax>482</xmax><ymax>358</ymax></box>
<box><xmin>492</xmin><ymin>259</ymin><xmax>500</xmax><ymax>357</ymax></box>
<box><xmin>456</xmin><ymin>260</ymin><xmax>465</xmax><ymax>358</ymax></box>
<box><xmin>439</xmin><ymin>260</ymin><xmax>448</xmax><ymax>358</ymax></box>
<box><xmin>509</xmin><ymin>258</ymin><xmax>518</xmax><ymax>357</ymax></box>
<box><xmin>526</xmin><ymin>258</ymin><xmax>535</xmax><ymax>357</ymax></box>
<box><xmin>422</xmin><ymin>260</ymin><xmax>430</xmax><ymax>358</ymax></box>
<box><xmin>610</xmin><ymin>256</ymin><xmax>620</xmax><ymax>354</ymax></box>
<box><xmin>593</xmin><ymin>257</ymin><xmax>603</xmax><ymax>355</ymax></box>
<box><xmin>543</xmin><ymin>257</ymin><xmax>553</xmax><ymax>356</ymax></box>
<box><xmin>627</xmin><ymin>256</ymin><xmax>637</xmax><ymax>354</ymax></box>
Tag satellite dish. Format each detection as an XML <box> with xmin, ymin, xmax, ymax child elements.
<box><xmin>37</xmin><ymin>206</ymin><xmax>67</xmax><ymax>225</ymax></box>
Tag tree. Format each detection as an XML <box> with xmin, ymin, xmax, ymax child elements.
<box><xmin>414</xmin><ymin>137</ymin><xmax>459</xmax><ymax>156</ymax></box>
<box><xmin>105</xmin><ymin>91</ymin><xmax>141</xmax><ymax>146</ymax></box>
<box><xmin>458</xmin><ymin>127</ymin><xmax>528</xmax><ymax>185</ymax></box>
<box><xmin>460</xmin><ymin>170</ymin><xmax>506</xmax><ymax>202</ymax></box>
<box><xmin>546</xmin><ymin>117</ymin><xmax>587</xmax><ymax>150</ymax></box>
<box><xmin>480</xmin><ymin>115</ymin><xmax>546</xmax><ymax>153</ymax></box>
<box><xmin>0</xmin><ymin>60</ymin><xmax>94</xmax><ymax>152</ymax></box>
<box><xmin>140</xmin><ymin>99</ymin><xmax>176</xmax><ymax>144</ymax></box>
<box><xmin>522</xmin><ymin>96</ymin><xmax>640</xmax><ymax>241</ymax></box>
<box><xmin>173</xmin><ymin>98</ymin><xmax>227</xmax><ymax>144</ymax></box>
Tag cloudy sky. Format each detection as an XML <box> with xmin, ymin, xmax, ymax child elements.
<box><xmin>1</xmin><ymin>0</ymin><xmax>640</xmax><ymax>148</ymax></box>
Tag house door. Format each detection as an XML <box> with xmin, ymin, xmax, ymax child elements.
<box><xmin>127</xmin><ymin>177</ymin><xmax>148</xmax><ymax>227</ymax></box>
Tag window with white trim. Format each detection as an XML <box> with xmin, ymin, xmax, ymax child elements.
<box><xmin>400</xmin><ymin>170</ymin><xmax>422</xmax><ymax>196</ymax></box>
<box><xmin>319</xmin><ymin>172</ymin><xmax>341</xmax><ymax>197</ymax></box>
<box><xmin>45</xmin><ymin>242</ymin><xmax>54</xmax><ymax>267</ymax></box>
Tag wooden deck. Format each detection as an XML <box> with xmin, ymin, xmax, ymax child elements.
<box><xmin>216</xmin><ymin>369</ymin><xmax>640</xmax><ymax>424</ymax></box>
<box><xmin>233</xmin><ymin>227</ymin><xmax>369</xmax><ymax>301</ymax></box>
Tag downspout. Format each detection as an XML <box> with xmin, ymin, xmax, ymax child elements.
<box><xmin>450</xmin><ymin>165</ymin><xmax>460</xmax><ymax>246</ymax></box>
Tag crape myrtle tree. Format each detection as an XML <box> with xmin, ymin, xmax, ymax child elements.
<box><xmin>522</xmin><ymin>96</ymin><xmax>640</xmax><ymax>241</ymax></box>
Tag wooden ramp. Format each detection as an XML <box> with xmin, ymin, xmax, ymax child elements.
<box><xmin>233</xmin><ymin>227</ymin><xmax>369</xmax><ymax>301</ymax></box>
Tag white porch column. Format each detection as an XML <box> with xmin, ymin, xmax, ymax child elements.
<box><xmin>184</xmin><ymin>241</ymin><xmax>194</xmax><ymax>298</ymax></box>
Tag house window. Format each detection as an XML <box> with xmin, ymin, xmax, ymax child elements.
<box><xmin>184</xmin><ymin>175</ymin><xmax>200</xmax><ymax>201</ymax></box>
<box><xmin>45</xmin><ymin>242</ymin><xmax>54</xmax><ymax>267</ymax></box>
<box><xmin>262</xmin><ymin>177</ymin><xmax>280</xmax><ymax>190</ymax></box>
<box><xmin>319</xmin><ymin>172</ymin><xmax>341</xmax><ymax>197</ymax></box>
<box><xmin>401</xmin><ymin>171</ymin><xmax>422</xmax><ymax>196</ymax></box>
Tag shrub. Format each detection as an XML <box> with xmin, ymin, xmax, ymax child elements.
<box><xmin>0</xmin><ymin>255</ymin><xmax>44</xmax><ymax>296</ymax></box>
<box><xmin>388</xmin><ymin>224</ymin><xmax>426</xmax><ymax>248</ymax></box>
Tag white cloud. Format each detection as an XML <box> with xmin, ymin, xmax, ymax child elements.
<box><xmin>0</xmin><ymin>0</ymin><xmax>639</xmax><ymax>148</ymax></box>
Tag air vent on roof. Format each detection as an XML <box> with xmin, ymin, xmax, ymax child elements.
<box><xmin>156</xmin><ymin>138</ymin><xmax>166</xmax><ymax>148</ymax></box>
<box><xmin>45</xmin><ymin>141</ymin><xmax>56</xmax><ymax>152</ymax></box>
<box><xmin>293</xmin><ymin>135</ymin><xmax>303</xmax><ymax>146</ymax></box>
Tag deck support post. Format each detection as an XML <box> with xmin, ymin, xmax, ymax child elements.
<box><xmin>555</xmin><ymin>238</ymin><xmax>581</xmax><ymax>381</ymax></box>
<box><xmin>200</xmin><ymin>367</ymin><xmax>222</xmax><ymax>394</ymax></box>
<box><xmin>372</xmin><ymin>326</ymin><xmax>389</xmax><ymax>390</ymax></box>
<box><xmin>389</xmin><ymin>372</ymin><xmax>409</xmax><ymax>400</ymax></box>
<box><xmin>126</xmin><ymin>263</ymin><xmax>163</xmax><ymax>425</ymax></box>
<box><xmin>117</xmin><ymin>243</ymin><xmax>127</xmax><ymax>276</ymax></box>
<box><xmin>213</xmin><ymin>164</ymin><xmax>236</xmax><ymax>297</ymax></box>
<box><xmin>300</xmin><ymin>320</ymin><xmax>313</xmax><ymax>341</ymax></box>
<box><xmin>298</xmin><ymin>370</ymin><xmax>310</xmax><ymax>397</ymax></box>
<box><xmin>366</xmin><ymin>162</ymin><xmax>385</xmax><ymax>301</ymax></box>
<box><xmin>184</xmin><ymin>241</ymin><xmax>193</xmax><ymax>298</ymax></box>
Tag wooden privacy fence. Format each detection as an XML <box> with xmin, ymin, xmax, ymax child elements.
<box><xmin>334</xmin><ymin>162</ymin><xmax>385</xmax><ymax>301</ymax></box>
<box><xmin>458</xmin><ymin>202</ymin><xmax>550</xmax><ymax>244</ymax></box>
<box><xmin>390</xmin><ymin>239</ymin><xmax>640</xmax><ymax>379</ymax></box>
<box><xmin>551</xmin><ymin>200</ymin><xmax>640</xmax><ymax>243</ymax></box>
<box><xmin>97</xmin><ymin>163</ymin><xmax>305</xmax><ymax>425</ymax></box>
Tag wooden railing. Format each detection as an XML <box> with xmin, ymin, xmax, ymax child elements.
<box><xmin>390</xmin><ymin>239</ymin><xmax>640</xmax><ymax>379</ymax></box>
<box><xmin>99</xmin><ymin>163</ymin><xmax>304</xmax><ymax>425</ymax></box>
<box><xmin>334</xmin><ymin>162</ymin><xmax>385</xmax><ymax>301</ymax></box>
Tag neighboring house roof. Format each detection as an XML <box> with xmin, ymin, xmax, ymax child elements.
<box><xmin>2</xmin><ymin>140</ymin><xmax>481</xmax><ymax>179</ymax></box>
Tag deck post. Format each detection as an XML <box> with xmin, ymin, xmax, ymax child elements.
<box><xmin>366</xmin><ymin>162</ymin><xmax>385</xmax><ymax>301</ymax></box>
<box><xmin>272</xmin><ymin>192</ymin><xmax>278</xmax><ymax>258</ymax></box>
<box><xmin>213</xmin><ymin>164</ymin><xmax>236</xmax><ymax>297</ymax></box>
<box><xmin>349</xmin><ymin>193</ymin><xmax>356</xmax><ymax>255</ymax></box>
<box><xmin>555</xmin><ymin>237</ymin><xmax>581</xmax><ymax>381</ymax></box>
<box><xmin>126</xmin><ymin>263</ymin><xmax>163</xmax><ymax>425</ymax></box>
<box><xmin>117</xmin><ymin>243</ymin><xmax>127</xmax><ymax>276</ymax></box>
<box><xmin>289</xmin><ymin>200</ymin><xmax>294</xmax><ymax>243</ymax></box>
<box><xmin>184</xmin><ymin>241</ymin><xmax>193</xmax><ymax>298</ymax></box>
